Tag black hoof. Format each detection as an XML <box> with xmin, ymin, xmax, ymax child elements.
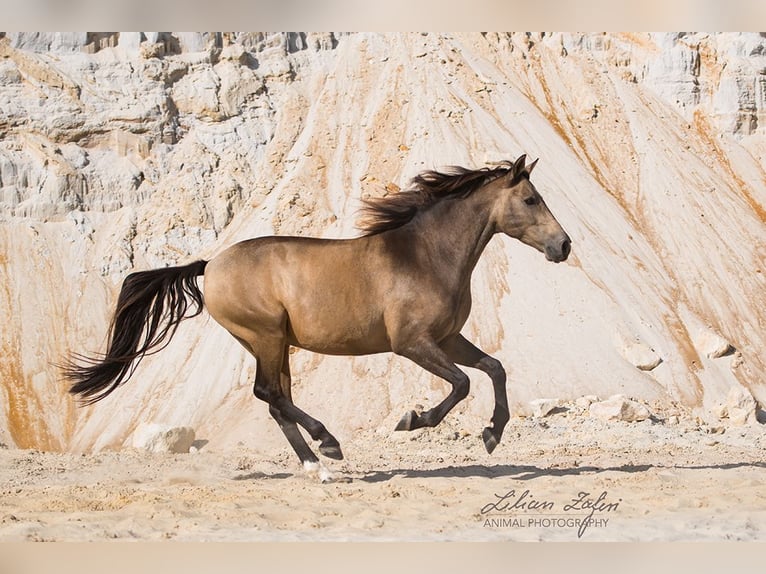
<box><xmin>482</xmin><ymin>427</ymin><xmax>499</xmax><ymax>454</ymax></box>
<box><xmin>395</xmin><ymin>410</ymin><xmax>419</xmax><ymax>431</ymax></box>
<box><xmin>319</xmin><ymin>442</ymin><xmax>344</xmax><ymax>460</ymax></box>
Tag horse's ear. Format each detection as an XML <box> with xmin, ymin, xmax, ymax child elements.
<box><xmin>510</xmin><ymin>154</ymin><xmax>527</xmax><ymax>180</ymax></box>
<box><xmin>526</xmin><ymin>158</ymin><xmax>539</xmax><ymax>176</ymax></box>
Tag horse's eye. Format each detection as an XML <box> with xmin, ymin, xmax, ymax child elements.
<box><xmin>524</xmin><ymin>196</ymin><xmax>539</xmax><ymax>206</ymax></box>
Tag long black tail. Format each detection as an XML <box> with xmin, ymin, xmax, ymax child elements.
<box><xmin>63</xmin><ymin>260</ymin><xmax>208</xmax><ymax>405</ymax></box>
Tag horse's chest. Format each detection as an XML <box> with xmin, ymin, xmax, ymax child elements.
<box><xmin>454</xmin><ymin>289</ymin><xmax>473</xmax><ymax>324</ymax></box>
<box><xmin>429</xmin><ymin>288</ymin><xmax>473</xmax><ymax>338</ymax></box>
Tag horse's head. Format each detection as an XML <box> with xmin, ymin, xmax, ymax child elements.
<box><xmin>492</xmin><ymin>155</ymin><xmax>571</xmax><ymax>263</ymax></box>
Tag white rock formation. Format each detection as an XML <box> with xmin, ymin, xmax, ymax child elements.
<box><xmin>715</xmin><ymin>387</ymin><xmax>758</xmax><ymax>426</ymax></box>
<box><xmin>618</xmin><ymin>335</ymin><xmax>663</xmax><ymax>372</ymax></box>
<box><xmin>694</xmin><ymin>327</ymin><xmax>734</xmax><ymax>359</ymax></box>
<box><xmin>131</xmin><ymin>422</ymin><xmax>196</xmax><ymax>454</ymax></box>
<box><xmin>589</xmin><ymin>395</ymin><xmax>653</xmax><ymax>423</ymax></box>
<box><xmin>0</xmin><ymin>32</ymin><xmax>765</xmax><ymax>452</ymax></box>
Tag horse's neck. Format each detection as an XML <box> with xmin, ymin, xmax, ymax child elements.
<box><xmin>411</xmin><ymin>192</ymin><xmax>496</xmax><ymax>284</ymax></box>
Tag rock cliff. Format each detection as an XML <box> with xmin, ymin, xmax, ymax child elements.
<box><xmin>1</xmin><ymin>32</ymin><xmax>765</xmax><ymax>452</ymax></box>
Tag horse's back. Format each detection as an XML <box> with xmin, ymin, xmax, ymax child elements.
<box><xmin>203</xmin><ymin>235</ymin><xmax>394</xmax><ymax>354</ymax></box>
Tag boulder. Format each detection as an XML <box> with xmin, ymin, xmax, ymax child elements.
<box><xmin>618</xmin><ymin>336</ymin><xmax>662</xmax><ymax>371</ymax></box>
<box><xmin>695</xmin><ymin>328</ymin><xmax>734</xmax><ymax>359</ymax></box>
<box><xmin>131</xmin><ymin>423</ymin><xmax>196</xmax><ymax>454</ymax></box>
<box><xmin>589</xmin><ymin>395</ymin><xmax>652</xmax><ymax>422</ymax></box>
<box><xmin>717</xmin><ymin>387</ymin><xmax>758</xmax><ymax>426</ymax></box>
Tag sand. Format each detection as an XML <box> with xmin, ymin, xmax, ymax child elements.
<box><xmin>2</xmin><ymin>405</ymin><xmax>764</xmax><ymax>542</ymax></box>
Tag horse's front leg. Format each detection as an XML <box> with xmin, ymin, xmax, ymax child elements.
<box><xmin>392</xmin><ymin>338</ymin><xmax>471</xmax><ymax>431</ymax></box>
<box><xmin>441</xmin><ymin>334</ymin><xmax>509</xmax><ymax>454</ymax></box>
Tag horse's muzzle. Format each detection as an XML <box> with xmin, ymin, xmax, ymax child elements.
<box><xmin>545</xmin><ymin>235</ymin><xmax>571</xmax><ymax>263</ymax></box>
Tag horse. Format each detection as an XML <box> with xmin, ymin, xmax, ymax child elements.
<box><xmin>64</xmin><ymin>154</ymin><xmax>571</xmax><ymax>481</ymax></box>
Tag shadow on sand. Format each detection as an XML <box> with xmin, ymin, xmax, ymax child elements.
<box><xmin>356</xmin><ymin>460</ymin><xmax>766</xmax><ymax>483</ymax></box>
<box><xmin>232</xmin><ymin>471</ymin><xmax>294</xmax><ymax>481</ymax></box>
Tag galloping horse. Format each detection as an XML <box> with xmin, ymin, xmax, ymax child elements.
<box><xmin>65</xmin><ymin>154</ymin><xmax>571</xmax><ymax>480</ymax></box>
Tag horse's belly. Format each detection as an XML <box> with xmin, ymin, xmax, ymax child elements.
<box><xmin>285</xmin><ymin>311</ymin><xmax>390</xmax><ymax>356</ymax></box>
<box><xmin>287</xmin><ymin>332</ymin><xmax>390</xmax><ymax>356</ymax></box>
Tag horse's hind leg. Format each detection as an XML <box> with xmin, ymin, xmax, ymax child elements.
<box><xmin>251</xmin><ymin>339</ymin><xmax>344</xmax><ymax>463</ymax></box>
<box><xmin>269</xmin><ymin>350</ymin><xmax>318</xmax><ymax>462</ymax></box>
<box><xmin>274</xmin><ymin>398</ymin><xmax>344</xmax><ymax>462</ymax></box>
<box><xmin>269</xmin><ymin>415</ymin><xmax>334</xmax><ymax>484</ymax></box>
<box><xmin>441</xmin><ymin>335</ymin><xmax>509</xmax><ymax>454</ymax></box>
<box><xmin>269</xmin><ymin>349</ymin><xmax>333</xmax><ymax>482</ymax></box>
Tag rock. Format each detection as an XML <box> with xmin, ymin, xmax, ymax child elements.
<box><xmin>730</xmin><ymin>351</ymin><xmax>745</xmax><ymax>370</ymax></box>
<box><xmin>6</xmin><ymin>32</ymin><xmax>88</xmax><ymax>52</ymax></box>
<box><xmin>620</xmin><ymin>339</ymin><xmax>663</xmax><ymax>371</ymax></box>
<box><xmin>175</xmin><ymin>32</ymin><xmax>213</xmax><ymax>54</ymax></box>
<box><xmin>694</xmin><ymin>327</ymin><xmax>734</xmax><ymax>359</ymax></box>
<box><xmin>713</xmin><ymin>403</ymin><xmax>728</xmax><ymax>420</ymax></box>
<box><xmin>575</xmin><ymin>395</ymin><xmax>600</xmax><ymax>410</ymax></box>
<box><xmin>219</xmin><ymin>42</ymin><xmax>250</xmax><ymax>65</ymax></box>
<box><xmin>171</xmin><ymin>67</ymin><xmax>222</xmax><ymax>118</ymax></box>
<box><xmin>2</xmin><ymin>32</ymin><xmax>766</xmax><ymax>453</ymax></box>
<box><xmin>530</xmin><ymin>399</ymin><xmax>561</xmax><ymax>418</ymax></box>
<box><xmin>589</xmin><ymin>395</ymin><xmax>652</xmax><ymax>422</ymax></box>
<box><xmin>117</xmin><ymin>33</ymin><xmax>143</xmax><ymax>55</ymax></box>
<box><xmin>216</xmin><ymin>60</ymin><xmax>264</xmax><ymax>119</ymax></box>
<box><xmin>131</xmin><ymin>423</ymin><xmax>196</xmax><ymax>454</ymax></box>
<box><xmin>717</xmin><ymin>387</ymin><xmax>758</xmax><ymax>426</ymax></box>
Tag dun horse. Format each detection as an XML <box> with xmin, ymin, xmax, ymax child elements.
<box><xmin>65</xmin><ymin>155</ymin><xmax>571</xmax><ymax>480</ymax></box>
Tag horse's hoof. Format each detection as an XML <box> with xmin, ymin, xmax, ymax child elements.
<box><xmin>482</xmin><ymin>427</ymin><xmax>499</xmax><ymax>454</ymax></box>
<box><xmin>304</xmin><ymin>460</ymin><xmax>335</xmax><ymax>483</ymax></box>
<box><xmin>319</xmin><ymin>442</ymin><xmax>344</xmax><ymax>460</ymax></box>
<box><xmin>395</xmin><ymin>410</ymin><xmax>418</xmax><ymax>431</ymax></box>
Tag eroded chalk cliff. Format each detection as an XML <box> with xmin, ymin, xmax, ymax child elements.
<box><xmin>1</xmin><ymin>32</ymin><xmax>765</xmax><ymax>452</ymax></box>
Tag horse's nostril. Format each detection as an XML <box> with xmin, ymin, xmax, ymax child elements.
<box><xmin>561</xmin><ymin>238</ymin><xmax>571</xmax><ymax>258</ymax></box>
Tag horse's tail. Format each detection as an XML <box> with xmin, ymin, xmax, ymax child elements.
<box><xmin>63</xmin><ymin>260</ymin><xmax>208</xmax><ymax>405</ymax></box>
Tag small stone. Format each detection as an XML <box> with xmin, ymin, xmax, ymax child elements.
<box><xmin>694</xmin><ymin>328</ymin><xmax>734</xmax><ymax>359</ymax></box>
<box><xmin>589</xmin><ymin>395</ymin><xmax>652</xmax><ymax>422</ymax></box>
<box><xmin>575</xmin><ymin>395</ymin><xmax>599</xmax><ymax>410</ymax></box>
<box><xmin>713</xmin><ymin>403</ymin><xmax>729</xmax><ymax>420</ymax></box>
<box><xmin>618</xmin><ymin>336</ymin><xmax>662</xmax><ymax>371</ymax></box>
<box><xmin>695</xmin><ymin>328</ymin><xmax>733</xmax><ymax>359</ymax></box>
<box><xmin>385</xmin><ymin>182</ymin><xmax>401</xmax><ymax>194</ymax></box>
<box><xmin>530</xmin><ymin>398</ymin><xmax>561</xmax><ymax>418</ymax></box>
<box><xmin>219</xmin><ymin>42</ymin><xmax>249</xmax><ymax>65</ymax></box>
<box><xmin>729</xmin><ymin>407</ymin><xmax>754</xmax><ymax>426</ymax></box>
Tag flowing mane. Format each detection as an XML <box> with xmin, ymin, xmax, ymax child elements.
<box><xmin>357</xmin><ymin>161</ymin><xmax>517</xmax><ymax>236</ymax></box>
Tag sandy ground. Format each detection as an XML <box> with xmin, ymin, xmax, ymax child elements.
<box><xmin>1</xmin><ymin>406</ymin><xmax>765</xmax><ymax>542</ymax></box>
